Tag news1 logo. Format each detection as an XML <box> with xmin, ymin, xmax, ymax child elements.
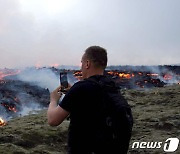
<box><xmin>163</xmin><ymin>138</ymin><xmax>179</xmax><ymax>152</ymax></box>
<box><xmin>132</xmin><ymin>138</ymin><xmax>179</xmax><ymax>152</ymax></box>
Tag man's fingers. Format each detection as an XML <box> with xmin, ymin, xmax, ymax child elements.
<box><xmin>53</xmin><ymin>85</ymin><xmax>71</xmax><ymax>95</ymax></box>
<box><xmin>55</xmin><ymin>86</ymin><xmax>62</xmax><ymax>92</ymax></box>
<box><xmin>57</xmin><ymin>91</ymin><xmax>63</xmax><ymax>95</ymax></box>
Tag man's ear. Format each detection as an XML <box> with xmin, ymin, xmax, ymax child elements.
<box><xmin>86</xmin><ymin>60</ymin><xmax>91</xmax><ymax>69</ymax></box>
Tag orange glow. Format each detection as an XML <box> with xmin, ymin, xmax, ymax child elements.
<box><xmin>1</xmin><ymin>103</ymin><xmax>17</xmax><ymax>113</ymax></box>
<box><xmin>107</xmin><ymin>71</ymin><xmax>134</xmax><ymax>79</ymax></box>
<box><xmin>147</xmin><ymin>73</ymin><xmax>159</xmax><ymax>76</ymax></box>
<box><xmin>138</xmin><ymin>72</ymin><xmax>143</xmax><ymax>75</ymax></box>
<box><xmin>9</xmin><ymin>106</ymin><xmax>17</xmax><ymax>112</ymax></box>
<box><xmin>50</xmin><ymin>63</ymin><xmax>59</xmax><ymax>68</ymax></box>
<box><xmin>119</xmin><ymin>73</ymin><xmax>131</xmax><ymax>79</ymax></box>
<box><xmin>35</xmin><ymin>61</ymin><xmax>41</xmax><ymax>69</ymax></box>
<box><xmin>0</xmin><ymin>117</ymin><xmax>6</xmax><ymax>126</ymax></box>
<box><xmin>107</xmin><ymin>71</ymin><xmax>114</xmax><ymax>75</ymax></box>
<box><xmin>118</xmin><ymin>73</ymin><xmax>134</xmax><ymax>79</ymax></box>
<box><xmin>73</xmin><ymin>71</ymin><xmax>82</xmax><ymax>80</ymax></box>
<box><xmin>0</xmin><ymin>70</ymin><xmax>21</xmax><ymax>80</ymax></box>
<box><xmin>73</xmin><ymin>71</ymin><xmax>82</xmax><ymax>76</ymax></box>
<box><xmin>163</xmin><ymin>74</ymin><xmax>172</xmax><ymax>80</ymax></box>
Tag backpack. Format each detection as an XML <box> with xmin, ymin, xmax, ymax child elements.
<box><xmin>86</xmin><ymin>75</ymin><xmax>133</xmax><ymax>154</ymax></box>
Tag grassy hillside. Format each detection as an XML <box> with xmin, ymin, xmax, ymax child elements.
<box><xmin>124</xmin><ymin>85</ymin><xmax>180</xmax><ymax>153</ymax></box>
<box><xmin>0</xmin><ymin>111</ymin><xmax>69</xmax><ymax>154</ymax></box>
<box><xmin>0</xmin><ymin>85</ymin><xmax>180</xmax><ymax>154</ymax></box>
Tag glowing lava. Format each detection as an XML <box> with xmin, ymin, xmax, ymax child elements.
<box><xmin>0</xmin><ymin>69</ymin><xmax>21</xmax><ymax>80</ymax></box>
<box><xmin>0</xmin><ymin>117</ymin><xmax>6</xmax><ymax>126</ymax></box>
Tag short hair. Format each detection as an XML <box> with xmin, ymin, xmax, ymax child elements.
<box><xmin>84</xmin><ymin>46</ymin><xmax>107</xmax><ymax>69</ymax></box>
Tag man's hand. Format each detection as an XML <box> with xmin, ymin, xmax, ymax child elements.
<box><xmin>50</xmin><ymin>86</ymin><xmax>63</xmax><ymax>103</ymax></box>
<box><xmin>47</xmin><ymin>86</ymin><xmax>70</xmax><ymax>126</ymax></box>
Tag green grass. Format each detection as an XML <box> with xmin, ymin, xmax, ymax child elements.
<box><xmin>0</xmin><ymin>85</ymin><xmax>180</xmax><ymax>154</ymax></box>
<box><xmin>0</xmin><ymin>110</ymin><xmax>69</xmax><ymax>154</ymax></box>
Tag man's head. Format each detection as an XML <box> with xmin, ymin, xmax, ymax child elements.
<box><xmin>81</xmin><ymin>46</ymin><xmax>107</xmax><ymax>79</ymax></box>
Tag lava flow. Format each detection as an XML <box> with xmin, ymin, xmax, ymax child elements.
<box><xmin>0</xmin><ymin>117</ymin><xmax>6</xmax><ymax>126</ymax></box>
<box><xmin>73</xmin><ymin>69</ymin><xmax>180</xmax><ymax>89</ymax></box>
<box><xmin>0</xmin><ymin>69</ymin><xmax>21</xmax><ymax>80</ymax></box>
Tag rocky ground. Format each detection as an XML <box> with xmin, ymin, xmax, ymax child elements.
<box><xmin>0</xmin><ymin>84</ymin><xmax>180</xmax><ymax>154</ymax></box>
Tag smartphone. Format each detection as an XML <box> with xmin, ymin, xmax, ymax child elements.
<box><xmin>60</xmin><ymin>72</ymin><xmax>68</xmax><ymax>89</ymax></box>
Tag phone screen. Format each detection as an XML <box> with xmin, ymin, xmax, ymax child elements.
<box><xmin>60</xmin><ymin>72</ymin><xmax>68</xmax><ymax>88</ymax></box>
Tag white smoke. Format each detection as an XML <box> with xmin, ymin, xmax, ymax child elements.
<box><xmin>145</xmin><ymin>66</ymin><xmax>180</xmax><ymax>84</ymax></box>
<box><xmin>17</xmin><ymin>67</ymin><xmax>59</xmax><ymax>92</ymax></box>
<box><xmin>1</xmin><ymin>67</ymin><xmax>79</xmax><ymax>121</ymax></box>
<box><xmin>19</xmin><ymin>103</ymin><xmax>44</xmax><ymax>116</ymax></box>
<box><xmin>108</xmin><ymin>65</ymin><xmax>180</xmax><ymax>85</ymax></box>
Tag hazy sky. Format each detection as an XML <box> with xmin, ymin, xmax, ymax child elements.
<box><xmin>0</xmin><ymin>0</ymin><xmax>180</xmax><ymax>68</ymax></box>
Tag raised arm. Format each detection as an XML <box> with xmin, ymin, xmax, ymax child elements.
<box><xmin>47</xmin><ymin>86</ymin><xmax>69</xmax><ymax>126</ymax></box>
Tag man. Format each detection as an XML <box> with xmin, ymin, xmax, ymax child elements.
<box><xmin>47</xmin><ymin>46</ymin><xmax>132</xmax><ymax>154</ymax></box>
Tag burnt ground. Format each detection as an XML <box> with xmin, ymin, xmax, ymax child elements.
<box><xmin>0</xmin><ymin>80</ymin><xmax>50</xmax><ymax>119</ymax></box>
<box><xmin>0</xmin><ymin>85</ymin><xmax>180</xmax><ymax>154</ymax></box>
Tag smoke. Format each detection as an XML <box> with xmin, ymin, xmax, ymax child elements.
<box><xmin>18</xmin><ymin>99</ymin><xmax>45</xmax><ymax>117</ymax></box>
<box><xmin>107</xmin><ymin>65</ymin><xmax>180</xmax><ymax>86</ymax></box>
<box><xmin>0</xmin><ymin>105</ymin><xmax>8</xmax><ymax>119</ymax></box>
<box><xmin>0</xmin><ymin>67</ymin><xmax>80</xmax><ymax>121</ymax></box>
<box><xmin>1</xmin><ymin>95</ymin><xmax>45</xmax><ymax>121</ymax></box>
<box><xmin>17</xmin><ymin>67</ymin><xmax>59</xmax><ymax>92</ymax></box>
<box><xmin>144</xmin><ymin>66</ymin><xmax>180</xmax><ymax>84</ymax></box>
<box><xmin>16</xmin><ymin>67</ymin><xmax>78</xmax><ymax>92</ymax></box>
<box><xmin>0</xmin><ymin>75</ymin><xmax>50</xmax><ymax>121</ymax></box>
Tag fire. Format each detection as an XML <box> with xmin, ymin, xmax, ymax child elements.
<box><xmin>107</xmin><ymin>71</ymin><xmax>114</xmax><ymax>75</ymax></box>
<box><xmin>119</xmin><ymin>73</ymin><xmax>134</xmax><ymax>79</ymax></box>
<box><xmin>73</xmin><ymin>71</ymin><xmax>82</xmax><ymax>80</ymax></box>
<box><xmin>0</xmin><ymin>117</ymin><xmax>6</xmax><ymax>126</ymax></box>
<box><xmin>0</xmin><ymin>69</ymin><xmax>21</xmax><ymax>80</ymax></box>
<box><xmin>9</xmin><ymin>106</ymin><xmax>17</xmax><ymax>112</ymax></box>
<box><xmin>163</xmin><ymin>74</ymin><xmax>172</xmax><ymax>80</ymax></box>
<box><xmin>50</xmin><ymin>63</ymin><xmax>59</xmax><ymax>68</ymax></box>
<box><xmin>107</xmin><ymin>71</ymin><xmax>119</xmax><ymax>76</ymax></box>
<box><xmin>107</xmin><ymin>71</ymin><xmax>134</xmax><ymax>79</ymax></box>
<box><xmin>1</xmin><ymin>103</ymin><xmax>17</xmax><ymax>113</ymax></box>
<box><xmin>147</xmin><ymin>73</ymin><xmax>159</xmax><ymax>77</ymax></box>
